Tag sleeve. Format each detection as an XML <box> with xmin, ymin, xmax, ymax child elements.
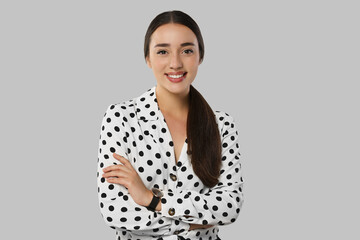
<box><xmin>159</xmin><ymin>113</ymin><xmax>244</xmax><ymax>226</ymax></box>
<box><xmin>97</xmin><ymin>104</ymin><xmax>190</xmax><ymax>236</ymax></box>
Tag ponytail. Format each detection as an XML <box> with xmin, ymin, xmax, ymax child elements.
<box><xmin>186</xmin><ymin>85</ymin><xmax>222</xmax><ymax>188</ymax></box>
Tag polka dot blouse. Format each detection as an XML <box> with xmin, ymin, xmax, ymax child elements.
<box><xmin>97</xmin><ymin>85</ymin><xmax>244</xmax><ymax>240</ymax></box>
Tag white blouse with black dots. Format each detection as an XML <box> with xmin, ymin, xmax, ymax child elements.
<box><xmin>97</xmin><ymin>85</ymin><xmax>244</xmax><ymax>240</ymax></box>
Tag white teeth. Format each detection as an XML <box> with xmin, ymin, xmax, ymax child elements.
<box><xmin>168</xmin><ymin>74</ymin><xmax>184</xmax><ymax>78</ymax></box>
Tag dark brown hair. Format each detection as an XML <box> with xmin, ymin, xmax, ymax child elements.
<box><xmin>144</xmin><ymin>10</ymin><xmax>221</xmax><ymax>188</ymax></box>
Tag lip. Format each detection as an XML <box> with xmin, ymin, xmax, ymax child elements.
<box><xmin>165</xmin><ymin>72</ymin><xmax>187</xmax><ymax>83</ymax></box>
<box><xmin>165</xmin><ymin>71</ymin><xmax>187</xmax><ymax>76</ymax></box>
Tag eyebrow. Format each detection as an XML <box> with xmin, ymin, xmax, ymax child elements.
<box><xmin>154</xmin><ymin>42</ymin><xmax>195</xmax><ymax>48</ymax></box>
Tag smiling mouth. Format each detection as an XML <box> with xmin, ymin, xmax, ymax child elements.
<box><xmin>165</xmin><ymin>72</ymin><xmax>187</xmax><ymax>83</ymax></box>
<box><xmin>165</xmin><ymin>72</ymin><xmax>187</xmax><ymax>78</ymax></box>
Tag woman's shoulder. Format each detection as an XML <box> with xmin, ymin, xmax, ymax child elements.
<box><xmin>214</xmin><ymin>109</ymin><xmax>235</xmax><ymax>124</ymax></box>
<box><xmin>103</xmin><ymin>86</ymin><xmax>157</xmax><ymax>121</ymax></box>
<box><xmin>104</xmin><ymin>98</ymin><xmax>136</xmax><ymax>117</ymax></box>
<box><xmin>213</xmin><ymin>109</ymin><xmax>238</xmax><ymax>136</ymax></box>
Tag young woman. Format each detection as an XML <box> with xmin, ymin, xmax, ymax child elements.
<box><xmin>97</xmin><ymin>10</ymin><xmax>244</xmax><ymax>240</ymax></box>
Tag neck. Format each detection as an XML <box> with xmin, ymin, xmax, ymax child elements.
<box><xmin>155</xmin><ymin>85</ymin><xmax>190</xmax><ymax>119</ymax></box>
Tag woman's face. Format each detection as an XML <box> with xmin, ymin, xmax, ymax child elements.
<box><xmin>146</xmin><ymin>23</ymin><xmax>202</xmax><ymax>96</ymax></box>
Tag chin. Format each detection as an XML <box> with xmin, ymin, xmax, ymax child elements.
<box><xmin>168</xmin><ymin>82</ymin><xmax>192</xmax><ymax>94</ymax></box>
<box><xmin>158</xmin><ymin>81</ymin><xmax>191</xmax><ymax>95</ymax></box>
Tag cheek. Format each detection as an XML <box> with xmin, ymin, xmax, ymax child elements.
<box><xmin>153</xmin><ymin>66</ymin><xmax>166</xmax><ymax>76</ymax></box>
<box><xmin>186</xmin><ymin>58</ymin><xmax>200</xmax><ymax>72</ymax></box>
<box><xmin>152</xmin><ymin>58</ymin><xmax>167</xmax><ymax>72</ymax></box>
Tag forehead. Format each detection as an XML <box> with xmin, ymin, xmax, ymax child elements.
<box><xmin>150</xmin><ymin>23</ymin><xmax>198</xmax><ymax>47</ymax></box>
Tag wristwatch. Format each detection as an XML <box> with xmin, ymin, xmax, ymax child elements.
<box><xmin>146</xmin><ymin>188</ymin><xmax>163</xmax><ymax>212</ymax></box>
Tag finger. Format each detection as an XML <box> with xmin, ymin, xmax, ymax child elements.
<box><xmin>102</xmin><ymin>169</ymin><xmax>128</xmax><ymax>179</ymax></box>
<box><xmin>113</xmin><ymin>153</ymin><xmax>132</xmax><ymax>168</ymax></box>
<box><xmin>107</xmin><ymin>176</ymin><xmax>128</xmax><ymax>187</ymax></box>
<box><xmin>112</xmin><ymin>152</ymin><xmax>125</xmax><ymax>162</ymax></box>
<box><xmin>103</xmin><ymin>166</ymin><xmax>133</xmax><ymax>178</ymax></box>
<box><xmin>103</xmin><ymin>164</ymin><xmax>124</xmax><ymax>173</ymax></box>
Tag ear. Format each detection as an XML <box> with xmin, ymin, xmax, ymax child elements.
<box><xmin>146</xmin><ymin>56</ymin><xmax>152</xmax><ymax>68</ymax></box>
<box><xmin>198</xmin><ymin>58</ymin><xmax>203</xmax><ymax>65</ymax></box>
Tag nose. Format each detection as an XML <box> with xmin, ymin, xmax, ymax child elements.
<box><xmin>169</xmin><ymin>53</ymin><xmax>183</xmax><ymax>70</ymax></box>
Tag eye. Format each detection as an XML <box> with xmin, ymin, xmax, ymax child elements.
<box><xmin>157</xmin><ymin>50</ymin><xmax>167</xmax><ymax>55</ymax></box>
<box><xmin>183</xmin><ymin>49</ymin><xmax>194</xmax><ymax>54</ymax></box>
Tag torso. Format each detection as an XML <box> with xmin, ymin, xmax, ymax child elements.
<box><xmin>162</xmin><ymin>112</ymin><xmax>187</xmax><ymax>164</ymax></box>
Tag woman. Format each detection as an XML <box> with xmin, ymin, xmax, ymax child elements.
<box><xmin>97</xmin><ymin>10</ymin><xmax>244</xmax><ymax>240</ymax></box>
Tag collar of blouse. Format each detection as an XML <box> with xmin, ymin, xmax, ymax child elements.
<box><xmin>135</xmin><ymin>86</ymin><xmax>161</xmax><ymax>122</ymax></box>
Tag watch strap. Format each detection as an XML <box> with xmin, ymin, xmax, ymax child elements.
<box><xmin>146</xmin><ymin>195</ymin><xmax>160</xmax><ymax>212</ymax></box>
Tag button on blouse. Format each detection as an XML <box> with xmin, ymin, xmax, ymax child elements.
<box><xmin>97</xmin><ymin>85</ymin><xmax>244</xmax><ymax>240</ymax></box>
<box><xmin>170</xmin><ymin>173</ymin><xmax>177</xmax><ymax>181</ymax></box>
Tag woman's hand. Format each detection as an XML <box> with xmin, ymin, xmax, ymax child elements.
<box><xmin>189</xmin><ymin>224</ymin><xmax>214</xmax><ymax>231</ymax></box>
<box><xmin>102</xmin><ymin>153</ymin><xmax>153</xmax><ymax>207</ymax></box>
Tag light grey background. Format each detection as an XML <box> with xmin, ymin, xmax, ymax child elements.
<box><xmin>1</xmin><ymin>0</ymin><xmax>359</xmax><ymax>239</ymax></box>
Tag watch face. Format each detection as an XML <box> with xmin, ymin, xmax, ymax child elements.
<box><xmin>152</xmin><ymin>188</ymin><xmax>163</xmax><ymax>198</ymax></box>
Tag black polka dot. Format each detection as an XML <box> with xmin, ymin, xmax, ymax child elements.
<box><xmin>121</xmin><ymin>207</ymin><xmax>127</xmax><ymax>212</ymax></box>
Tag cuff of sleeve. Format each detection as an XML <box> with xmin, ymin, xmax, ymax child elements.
<box><xmin>170</xmin><ymin>219</ymin><xmax>190</xmax><ymax>235</ymax></box>
<box><xmin>160</xmin><ymin>190</ymin><xmax>200</xmax><ymax>221</ymax></box>
<box><xmin>160</xmin><ymin>190</ymin><xmax>181</xmax><ymax>218</ymax></box>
